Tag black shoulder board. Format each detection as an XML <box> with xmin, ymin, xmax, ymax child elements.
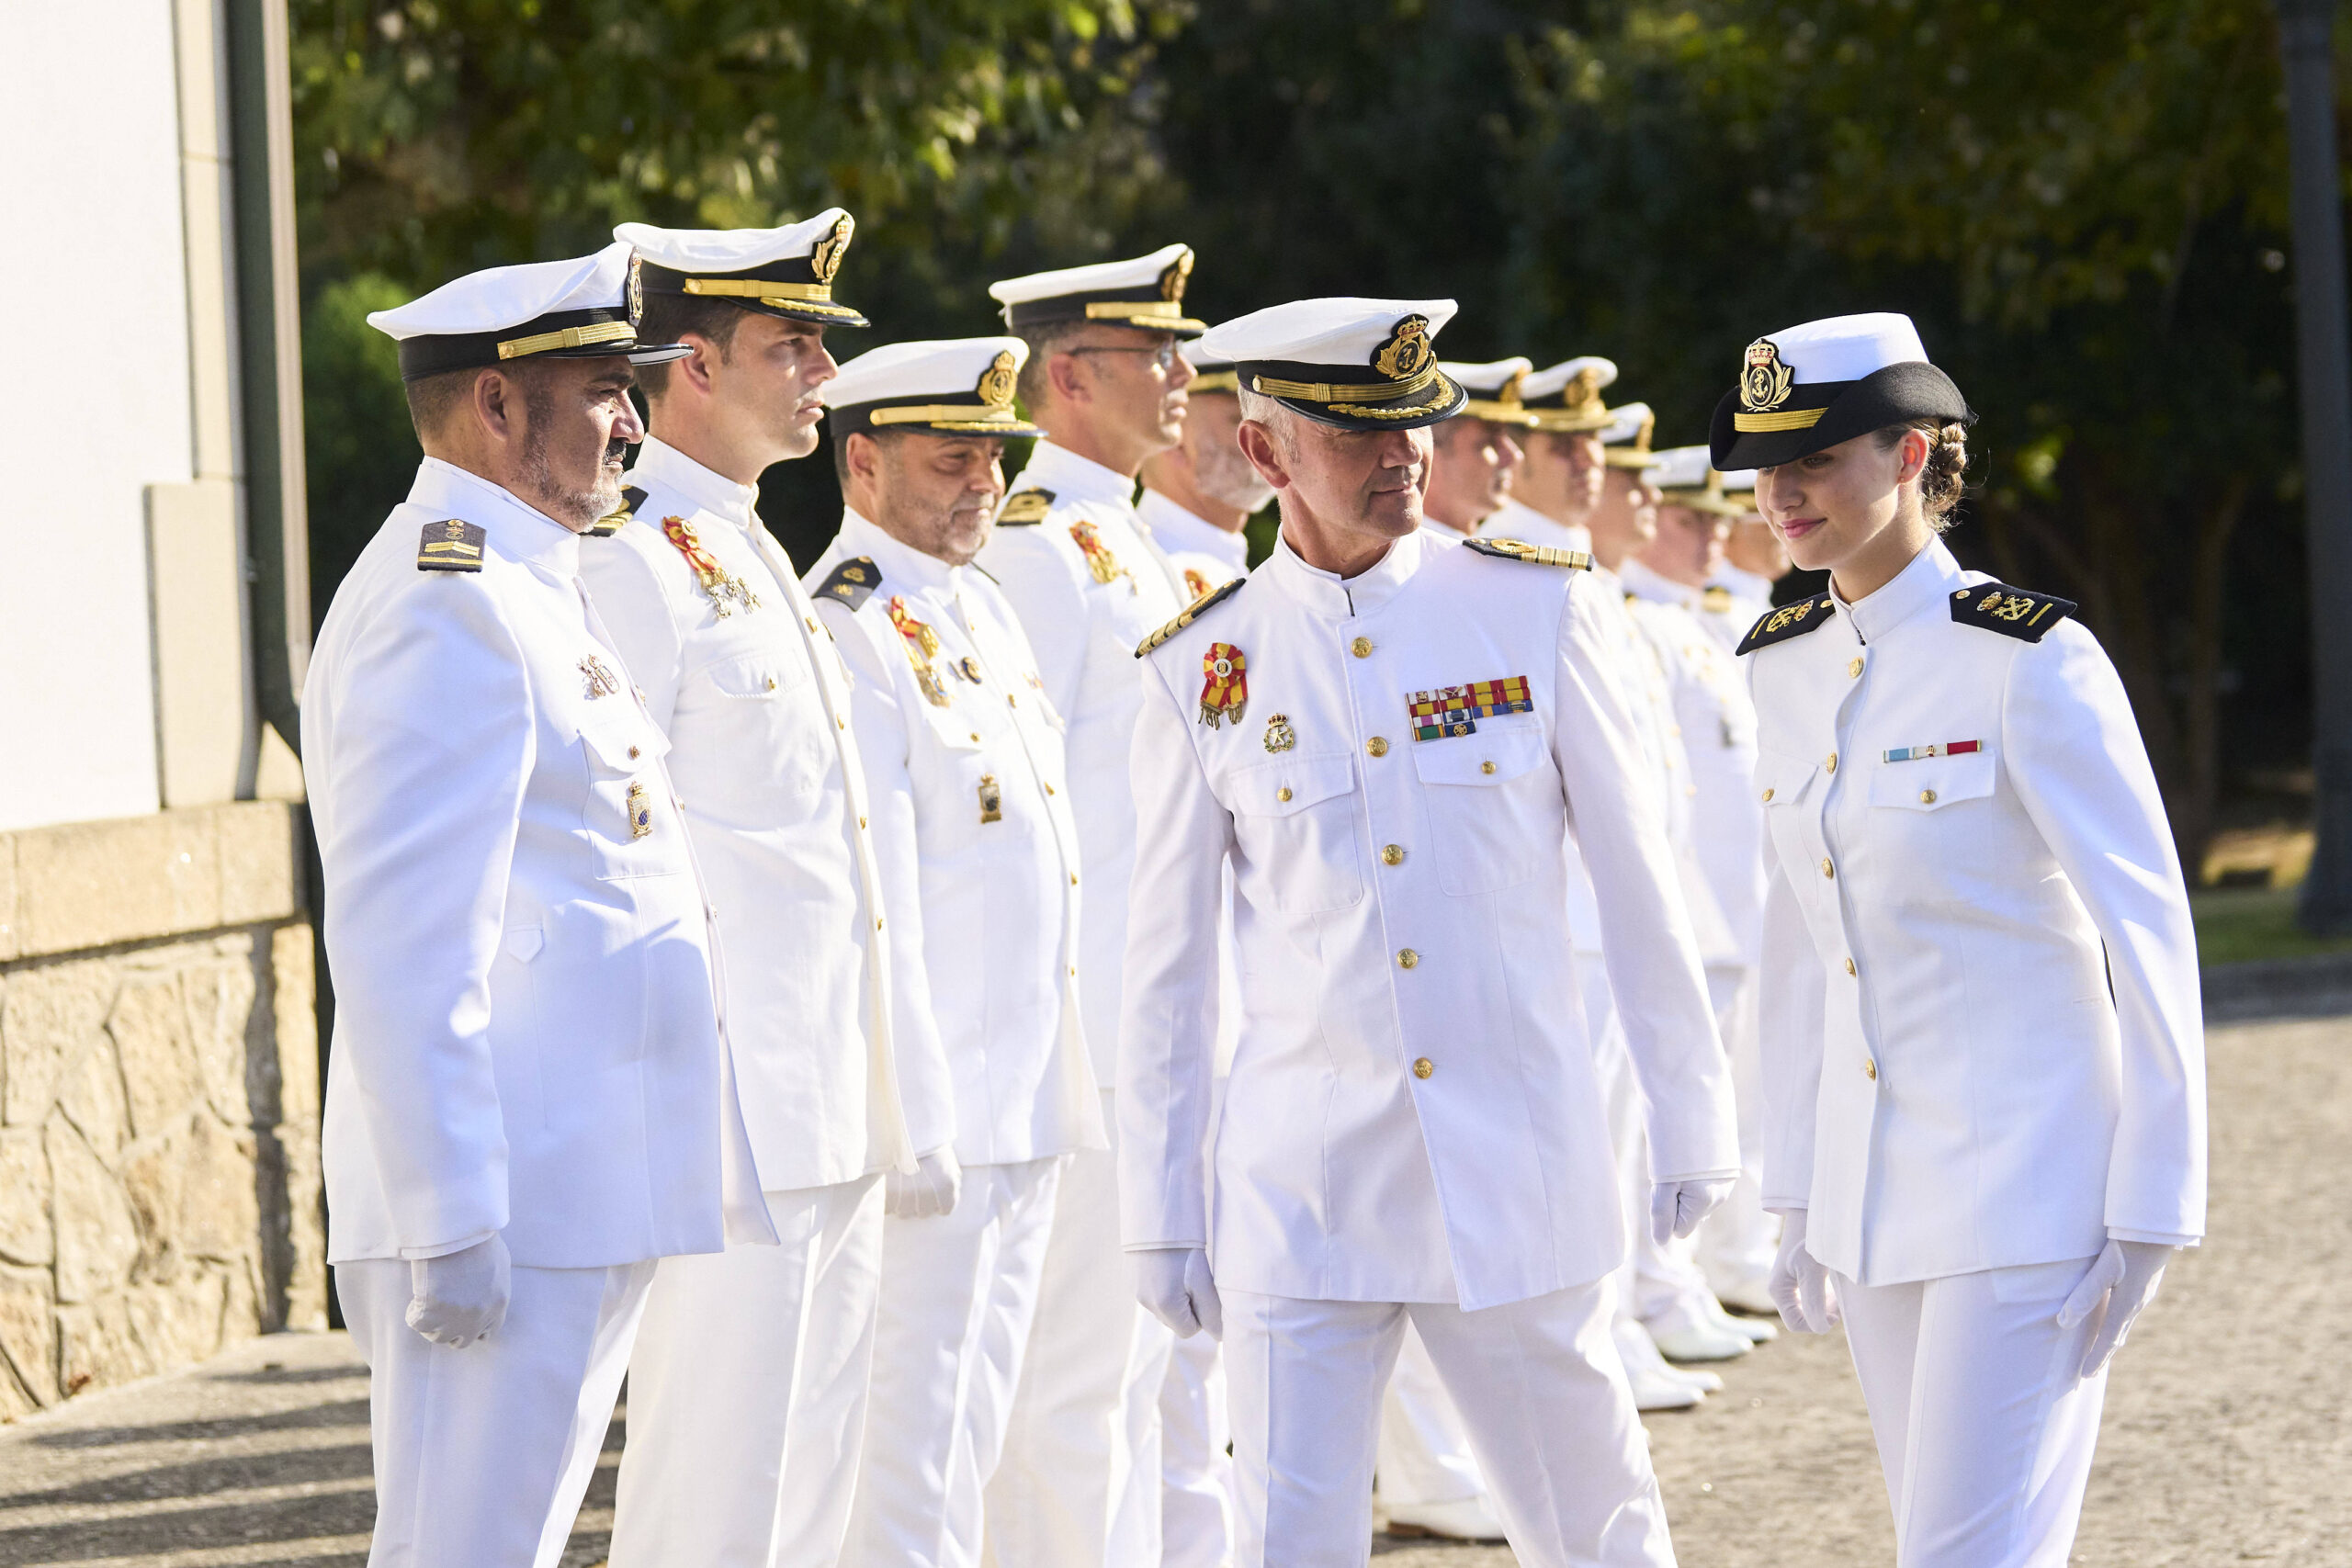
<box><xmin>586</xmin><ymin>485</ymin><xmax>647</xmax><ymax>538</ymax></box>
<box><xmin>1950</xmin><ymin>581</ymin><xmax>2075</xmax><ymax>643</ymax></box>
<box><xmin>996</xmin><ymin>489</ymin><xmax>1056</xmax><ymax>525</ymax></box>
<box><xmin>1135</xmin><ymin>575</ymin><xmax>1245</xmax><ymax>658</ymax></box>
<box><xmin>816</xmin><ymin>556</ymin><xmax>884</xmax><ymax>611</ymax></box>
<box><xmin>1734</xmin><ymin>593</ymin><xmax>1835</xmax><ymax>655</ymax></box>
<box><xmin>1463</xmin><ymin>536</ymin><xmax>1593</xmax><ymax>570</ymax></box>
<box><xmin>417</xmin><ymin>518</ymin><xmax>487</xmax><ymax>573</ymax></box>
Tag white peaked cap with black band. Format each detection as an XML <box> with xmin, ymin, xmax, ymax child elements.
<box><xmin>1600</xmin><ymin>400</ymin><xmax>1658</xmax><ymax>468</ymax></box>
<box><xmin>615</xmin><ymin>208</ymin><xmax>868</xmax><ymax>328</ymax></box>
<box><xmin>821</xmin><ymin>337</ymin><xmax>1045</xmax><ymax>438</ymax></box>
<box><xmin>1181</xmin><ymin>335</ymin><xmax>1238</xmax><ymax>393</ymax></box>
<box><xmin>1441</xmin><ymin>356</ymin><xmax>1538</xmax><ymax>425</ymax></box>
<box><xmin>368</xmin><ymin>241</ymin><xmax>688</xmax><ymax>383</ymax></box>
<box><xmin>1645</xmin><ymin>444</ymin><xmax>1747</xmax><ymax>516</ymax></box>
<box><xmin>989</xmin><ymin>243</ymin><xmax>1207</xmax><ymax>335</ymax></box>
<box><xmin>1709</xmin><ymin>311</ymin><xmax>1970</xmax><ymax>469</ymax></box>
<box><xmin>1202</xmin><ymin>298</ymin><xmax>1468</xmax><ymax>431</ymax></box>
<box><xmin>1519</xmin><ymin>355</ymin><xmax>1619</xmax><ymax>433</ymax></box>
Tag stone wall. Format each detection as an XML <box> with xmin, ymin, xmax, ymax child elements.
<box><xmin>0</xmin><ymin>802</ymin><xmax>322</xmax><ymax>1417</ymax></box>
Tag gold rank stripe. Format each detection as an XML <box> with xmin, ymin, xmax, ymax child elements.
<box><xmin>496</xmin><ymin>320</ymin><xmax>635</xmax><ymax>359</ymax></box>
<box><xmin>1252</xmin><ymin>362</ymin><xmax>1442</xmax><ymax>403</ymax></box>
<box><xmin>1085</xmin><ymin>299</ymin><xmax>1209</xmax><ymax>330</ymax></box>
<box><xmin>869</xmin><ymin>403</ymin><xmax>1029</xmax><ymax>426</ymax></box>
<box><xmin>1731</xmin><ymin>406</ymin><xmax>1826</xmax><ymax>432</ymax></box>
<box><xmin>1135</xmin><ymin>575</ymin><xmax>1246</xmax><ymax>657</ymax></box>
<box><xmin>684</xmin><ymin>276</ymin><xmax>835</xmax><ymax>301</ymax></box>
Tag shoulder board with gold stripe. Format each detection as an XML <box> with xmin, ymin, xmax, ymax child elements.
<box><xmin>585</xmin><ymin>485</ymin><xmax>646</xmax><ymax>538</ymax></box>
<box><xmin>1463</xmin><ymin>536</ymin><xmax>1592</xmax><ymax>570</ymax></box>
<box><xmin>1734</xmin><ymin>593</ymin><xmax>1835</xmax><ymax>655</ymax></box>
<box><xmin>417</xmin><ymin>518</ymin><xmax>486</xmax><ymax>573</ymax></box>
<box><xmin>1949</xmin><ymin>581</ymin><xmax>2075</xmax><ymax>643</ymax></box>
<box><xmin>1134</xmin><ymin>575</ymin><xmax>1245</xmax><ymax>658</ymax></box>
<box><xmin>996</xmin><ymin>488</ymin><xmax>1056</xmax><ymax>525</ymax></box>
<box><xmin>815</xmin><ymin>556</ymin><xmax>884</xmax><ymax>612</ymax></box>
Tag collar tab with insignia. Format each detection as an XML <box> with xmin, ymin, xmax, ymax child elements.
<box><xmin>1734</xmin><ymin>592</ymin><xmax>1836</xmax><ymax>655</ymax></box>
<box><xmin>816</xmin><ymin>556</ymin><xmax>883</xmax><ymax>612</ymax></box>
<box><xmin>1135</xmin><ymin>574</ymin><xmax>1246</xmax><ymax>657</ymax></box>
<box><xmin>1950</xmin><ymin>581</ymin><xmax>2075</xmax><ymax>643</ymax></box>
<box><xmin>996</xmin><ymin>488</ymin><xmax>1056</xmax><ymax>525</ymax></box>
<box><xmin>417</xmin><ymin>518</ymin><xmax>487</xmax><ymax>573</ymax></box>
<box><xmin>1464</xmin><ymin>536</ymin><xmax>1593</xmax><ymax>570</ymax></box>
<box><xmin>586</xmin><ymin>484</ymin><xmax>646</xmax><ymax>537</ymax></box>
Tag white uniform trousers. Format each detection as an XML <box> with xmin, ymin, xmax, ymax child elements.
<box><xmin>341</xmin><ymin>1255</ymin><xmax>656</xmax><ymax>1568</ymax></box>
<box><xmin>985</xmin><ymin>1095</ymin><xmax>1175</xmax><ymax>1568</ymax></box>
<box><xmin>611</xmin><ymin>1176</ymin><xmax>885</xmax><ymax>1568</ymax></box>
<box><xmin>1225</xmin><ymin>1283</ymin><xmax>1673</xmax><ymax>1568</ymax></box>
<box><xmin>1836</xmin><ymin>1259</ymin><xmax>2110</xmax><ymax>1568</ymax></box>
<box><xmin>1158</xmin><ymin>1314</ymin><xmax>1235</xmax><ymax>1568</ymax></box>
<box><xmin>847</xmin><ymin>1156</ymin><xmax>1063</xmax><ymax>1568</ymax></box>
<box><xmin>1695</xmin><ymin>968</ymin><xmax>1778</xmax><ymax>1301</ymax></box>
<box><xmin>1375</xmin><ymin>1322</ymin><xmax>1487</xmax><ymax>1507</ymax></box>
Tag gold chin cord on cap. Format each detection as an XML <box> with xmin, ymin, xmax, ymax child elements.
<box><xmin>867</xmin><ymin>403</ymin><xmax>1029</xmax><ymax>427</ymax></box>
<box><xmin>496</xmin><ymin>319</ymin><xmax>637</xmax><ymax>359</ymax></box>
<box><xmin>1250</xmin><ymin>361</ymin><xmax>1442</xmax><ymax>404</ymax></box>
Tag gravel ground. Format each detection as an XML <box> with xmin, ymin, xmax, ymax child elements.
<box><xmin>2</xmin><ymin>1014</ymin><xmax>2343</xmax><ymax>1567</ymax></box>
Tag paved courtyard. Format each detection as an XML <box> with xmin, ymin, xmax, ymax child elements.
<box><xmin>1</xmin><ymin>1013</ymin><xmax>2344</xmax><ymax>1567</ymax></box>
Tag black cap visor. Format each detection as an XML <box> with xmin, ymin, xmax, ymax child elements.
<box><xmin>1710</xmin><ymin>361</ymin><xmax>1970</xmax><ymax>469</ymax></box>
<box><xmin>1243</xmin><ymin>360</ymin><xmax>1468</xmax><ymax>432</ymax></box>
<box><xmin>394</xmin><ymin>306</ymin><xmax>685</xmax><ymax>382</ymax></box>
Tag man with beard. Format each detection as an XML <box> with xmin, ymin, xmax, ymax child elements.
<box><xmin>803</xmin><ymin>338</ymin><xmax>1103</xmax><ymax>1568</ymax></box>
<box><xmin>1420</xmin><ymin>356</ymin><xmax>1535</xmax><ymax>545</ymax></box>
<box><xmin>581</xmin><ymin>215</ymin><xmax>958</xmax><ymax>1568</ymax></box>
<box><xmin>976</xmin><ymin>245</ymin><xmax>1203</xmax><ymax>1568</ymax></box>
<box><xmin>1139</xmin><ymin>339</ymin><xmax>1266</xmax><ymax>601</ymax></box>
<box><xmin>311</xmin><ymin>246</ymin><xmax>774</xmax><ymax>1568</ymax></box>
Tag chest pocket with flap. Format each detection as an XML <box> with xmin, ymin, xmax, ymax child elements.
<box><xmin>1755</xmin><ymin>750</ymin><xmax>1822</xmax><ymax>872</ymax></box>
<box><xmin>1224</xmin><ymin>751</ymin><xmax>1363</xmax><ymax>914</ymax></box>
<box><xmin>1409</xmin><ymin>725</ymin><xmax>1555</xmax><ymax>896</ymax></box>
<box><xmin>1867</xmin><ymin>745</ymin><xmax>1997</xmax><ymax>812</ymax></box>
<box><xmin>579</xmin><ymin>721</ymin><xmax>686</xmax><ymax>880</ymax></box>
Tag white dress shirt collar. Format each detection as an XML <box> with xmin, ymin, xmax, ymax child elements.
<box><xmin>631</xmin><ymin>434</ymin><xmax>763</xmax><ymax>528</ymax></box>
<box><xmin>409</xmin><ymin>457</ymin><xmax>581</xmax><ymax>575</ymax></box>
<box><xmin>1833</xmin><ymin>536</ymin><xmax>1965</xmax><ymax>645</ymax></box>
<box><xmin>1264</xmin><ymin>525</ymin><xmax>1427</xmax><ymax>619</ymax></box>
<box><xmin>833</xmin><ymin>507</ymin><xmax>962</xmax><ymax>600</ymax></box>
<box><xmin>1137</xmin><ymin>489</ymin><xmax>1250</xmax><ymax>574</ymax></box>
<box><xmin>1018</xmin><ymin>440</ymin><xmax>1139</xmax><ymax>510</ymax></box>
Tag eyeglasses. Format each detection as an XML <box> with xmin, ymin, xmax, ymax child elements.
<box><xmin>1067</xmin><ymin>341</ymin><xmax>1184</xmax><ymax>372</ymax></box>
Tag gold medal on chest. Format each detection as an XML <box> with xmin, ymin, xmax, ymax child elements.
<box><xmin>1262</xmin><ymin>713</ymin><xmax>1295</xmax><ymax>753</ymax></box>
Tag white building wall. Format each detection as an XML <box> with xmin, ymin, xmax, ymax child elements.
<box><xmin>0</xmin><ymin>4</ymin><xmax>197</xmax><ymax>830</ymax></box>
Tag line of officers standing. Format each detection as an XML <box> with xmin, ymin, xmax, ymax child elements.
<box><xmin>305</xmin><ymin>206</ymin><xmax>2205</xmax><ymax>1568</ymax></box>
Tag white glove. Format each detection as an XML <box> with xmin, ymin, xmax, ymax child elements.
<box><xmin>2057</xmin><ymin>1238</ymin><xmax>2176</xmax><ymax>1379</ymax></box>
<box><xmin>1135</xmin><ymin>1247</ymin><xmax>1223</xmax><ymax>1340</ymax></box>
<box><xmin>887</xmin><ymin>1148</ymin><xmax>963</xmax><ymax>1219</ymax></box>
<box><xmin>406</xmin><ymin>1233</ymin><xmax>512</xmax><ymax>1348</ymax></box>
<box><xmin>1649</xmin><ymin>1177</ymin><xmax>1737</xmax><ymax>1246</ymax></box>
<box><xmin>1768</xmin><ymin>1209</ymin><xmax>1839</xmax><ymax>1334</ymax></box>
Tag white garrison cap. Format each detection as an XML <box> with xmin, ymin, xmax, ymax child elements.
<box><xmin>1520</xmin><ymin>355</ymin><xmax>1619</xmax><ymax>432</ymax></box>
<box><xmin>821</xmin><ymin>337</ymin><xmax>1043</xmax><ymax>438</ymax></box>
<box><xmin>989</xmin><ymin>243</ymin><xmax>1205</xmax><ymax>335</ymax></box>
<box><xmin>1202</xmin><ymin>297</ymin><xmax>1467</xmax><ymax>430</ymax></box>
<box><xmin>1600</xmin><ymin>400</ymin><xmax>1658</xmax><ymax>467</ymax></box>
<box><xmin>1181</xmin><ymin>334</ymin><xmax>1238</xmax><ymax>391</ymax></box>
<box><xmin>368</xmin><ymin>241</ymin><xmax>686</xmax><ymax>383</ymax></box>
<box><xmin>614</xmin><ymin>208</ymin><xmax>866</xmax><ymax>326</ymax></box>
<box><xmin>1442</xmin><ymin>356</ymin><xmax>1538</xmax><ymax>425</ymax></box>
<box><xmin>1713</xmin><ymin>310</ymin><xmax>1966</xmax><ymax>468</ymax></box>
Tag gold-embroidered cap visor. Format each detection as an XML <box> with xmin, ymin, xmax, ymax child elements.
<box><xmin>1243</xmin><ymin>362</ymin><xmax>1467</xmax><ymax>431</ymax></box>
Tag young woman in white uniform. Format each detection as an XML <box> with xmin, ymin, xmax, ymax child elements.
<box><xmin>1717</xmin><ymin>313</ymin><xmax>2208</xmax><ymax>1567</ymax></box>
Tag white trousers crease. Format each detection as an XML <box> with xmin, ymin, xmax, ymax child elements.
<box><xmin>341</xmin><ymin>1255</ymin><xmax>654</xmax><ymax>1568</ymax></box>
<box><xmin>847</xmin><ymin>1156</ymin><xmax>1063</xmax><ymax>1568</ymax></box>
<box><xmin>984</xmin><ymin>1094</ymin><xmax>1175</xmax><ymax>1568</ymax></box>
<box><xmin>1836</xmin><ymin>1258</ymin><xmax>2109</xmax><ymax>1568</ymax></box>
<box><xmin>1696</xmin><ymin>965</ymin><xmax>1778</xmax><ymax>1296</ymax></box>
<box><xmin>611</xmin><ymin>1175</ymin><xmax>885</xmax><ymax>1568</ymax></box>
<box><xmin>1159</xmin><ymin>1318</ymin><xmax>1235</xmax><ymax>1568</ymax></box>
<box><xmin>1374</xmin><ymin>1321</ymin><xmax>1487</xmax><ymax>1507</ymax></box>
<box><xmin>1224</xmin><ymin>1283</ymin><xmax>1676</xmax><ymax>1568</ymax></box>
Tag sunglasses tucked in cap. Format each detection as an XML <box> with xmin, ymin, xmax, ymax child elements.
<box><xmin>368</xmin><ymin>242</ymin><xmax>688</xmax><ymax>383</ymax></box>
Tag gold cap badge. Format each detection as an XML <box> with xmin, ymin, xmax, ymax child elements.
<box><xmin>978</xmin><ymin>350</ymin><xmax>1018</xmax><ymax>410</ymax></box>
<box><xmin>811</xmin><ymin>213</ymin><xmax>854</xmax><ymax>284</ymax></box>
<box><xmin>1374</xmin><ymin>315</ymin><xmax>1433</xmax><ymax>382</ymax></box>
<box><xmin>1741</xmin><ymin>339</ymin><xmax>1794</xmax><ymax>413</ymax></box>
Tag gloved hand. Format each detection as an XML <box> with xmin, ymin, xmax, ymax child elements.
<box><xmin>887</xmin><ymin>1148</ymin><xmax>963</xmax><ymax>1220</ymax></box>
<box><xmin>1135</xmin><ymin>1247</ymin><xmax>1223</xmax><ymax>1341</ymax></box>
<box><xmin>406</xmin><ymin>1233</ymin><xmax>512</xmax><ymax>1348</ymax></box>
<box><xmin>2057</xmin><ymin>1238</ymin><xmax>2177</xmax><ymax>1379</ymax></box>
<box><xmin>1768</xmin><ymin>1209</ymin><xmax>1839</xmax><ymax>1334</ymax></box>
<box><xmin>1650</xmin><ymin>1177</ymin><xmax>1737</xmax><ymax>1246</ymax></box>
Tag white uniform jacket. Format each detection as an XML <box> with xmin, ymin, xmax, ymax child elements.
<box><xmin>805</xmin><ymin>513</ymin><xmax>1105</xmax><ymax>1167</ymax></box>
<box><xmin>1746</xmin><ymin>539</ymin><xmax>2207</xmax><ymax>1285</ymax></box>
<box><xmin>307</xmin><ymin>458</ymin><xmax>770</xmax><ymax>1268</ymax></box>
<box><xmin>1139</xmin><ymin>488</ymin><xmax>1250</xmax><ymax>603</ymax></box>
<box><xmin>977</xmin><ymin>442</ymin><xmax>1189</xmax><ymax>1077</ymax></box>
<box><xmin>1120</xmin><ymin>529</ymin><xmax>1739</xmax><ymax>1310</ymax></box>
<box><xmin>579</xmin><ymin>436</ymin><xmax>946</xmax><ymax>1186</ymax></box>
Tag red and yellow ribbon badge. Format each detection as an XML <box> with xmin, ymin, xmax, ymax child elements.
<box><xmin>1069</xmin><ymin>519</ymin><xmax>1130</xmax><ymax>586</ymax></box>
<box><xmin>661</xmin><ymin>516</ymin><xmax>760</xmax><ymax>617</ymax></box>
<box><xmin>887</xmin><ymin>595</ymin><xmax>952</xmax><ymax>707</ymax></box>
<box><xmin>1199</xmin><ymin>643</ymin><xmax>1249</xmax><ymax>729</ymax></box>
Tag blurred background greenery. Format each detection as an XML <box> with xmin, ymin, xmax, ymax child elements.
<box><xmin>294</xmin><ymin>0</ymin><xmax>2336</xmax><ymax>890</ymax></box>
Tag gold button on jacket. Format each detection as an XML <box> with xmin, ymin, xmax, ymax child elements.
<box><xmin>1413</xmin><ymin>1058</ymin><xmax>1435</xmax><ymax>1079</ymax></box>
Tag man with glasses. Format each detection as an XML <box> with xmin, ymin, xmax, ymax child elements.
<box><xmin>975</xmin><ymin>245</ymin><xmax>1202</xmax><ymax>1568</ymax></box>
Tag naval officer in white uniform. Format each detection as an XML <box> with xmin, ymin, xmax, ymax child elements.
<box><xmin>1419</xmin><ymin>355</ymin><xmax>1534</xmax><ymax>545</ymax></box>
<box><xmin>801</xmin><ymin>338</ymin><xmax>1105</xmax><ymax>1568</ymax></box>
<box><xmin>582</xmin><ymin>214</ymin><xmax>957</xmax><ymax>1568</ymax></box>
<box><xmin>311</xmin><ymin>247</ymin><xmax>774</xmax><ymax>1568</ymax></box>
<box><xmin>1724</xmin><ymin>313</ymin><xmax>2207</xmax><ymax>1567</ymax></box>
<box><xmin>976</xmin><ymin>245</ymin><xmax>1204</xmax><ymax>1568</ymax></box>
<box><xmin>1120</xmin><ymin>298</ymin><xmax>1741</xmax><ymax>1568</ymax></box>
<box><xmin>1475</xmin><ymin>355</ymin><xmax>1614</xmax><ymax>553</ymax></box>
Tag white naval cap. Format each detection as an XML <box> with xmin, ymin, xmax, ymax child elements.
<box><xmin>1442</xmin><ymin>356</ymin><xmax>1538</xmax><ymax>425</ymax></box>
<box><xmin>1201</xmin><ymin>297</ymin><xmax>1467</xmax><ymax>430</ymax></box>
<box><xmin>368</xmin><ymin>241</ymin><xmax>686</xmax><ymax>383</ymax></box>
<box><xmin>989</xmin><ymin>243</ymin><xmax>1206</xmax><ymax>335</ymax></box>
<box><xmin>616</xmin><ymin>208</ymin><xmax>865</xmax><ymax>327</ymax></box>
<box><xmin>1645</xmin><ymin>444</ymin><xmax>1745</xmax><ymax>515</ymax></box>
<box><xmin>1600</xmin><ymin>400</ymin><xmax>1657</xmax><ymax>468</ymax></box>
<box><xmin>1519</xmin><ymin>355</ymin><xmax>1619</xmax><ymax>432</ymax></box>
<box><xmin>1181</xmin><ymin>335</ymin><xmax>1238</xmax><ymax>393</ymax></box>
<box><xmin>1711</xmin><ymin>310</ymin><xmax>1969</xmax><ymax>469</ymax></box>
<box><xmin>821</xmin><ymin>337</ymin><xmax>1044</xmax><ymax>438</ymax></box>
